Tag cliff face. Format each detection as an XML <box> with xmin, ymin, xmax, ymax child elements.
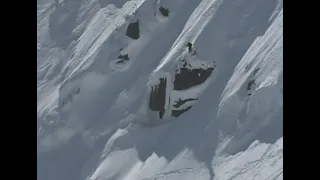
<box><xmin>174</xmin><ymin>60</ymin><xmax>214</xmax><ymax>90</ymax></box>
<box><xmin>148</xmin><ymin>77</ymin><xmax>167</xmax><ymax>119</ymax></box>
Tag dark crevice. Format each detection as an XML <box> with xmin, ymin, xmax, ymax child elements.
<box><xmin>173</xmin><ymin>97</ymin><xmax>198</xmax><ymax>108</ymax></box>
<box><xmin>253</xmin><ymin>67</ymin><xmax>260</xmax><ymax>75</ymax></box>
<box><xmin>171</xmin><ymin>106</ymin><xmax>192</xmax><ymax>117</ymax></box>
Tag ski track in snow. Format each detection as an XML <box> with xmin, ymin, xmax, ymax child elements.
<box><xmin>37</xmin><ymin>0</ymin><xmax>283</xmax><ymax>180</ymax></box>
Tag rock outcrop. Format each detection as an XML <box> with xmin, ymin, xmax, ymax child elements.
<box><xmin>149</xmin><ymin>78</ymin><xmax>167</xmax><ymax>119</ymax></box>
<box><xmin>116</xmin><ymin>54</ymin><xmax>129</xmax><ymax>64</ymax></box>
<box><xmin>126</xmin><ymin>20</ymin><xmax>140</xmax><ymax>40</ymax></box>
<box><xmin>172</xmin><ymin>97</ymin><xmax>198</xmax><ymax>108</ymax></box>
<box><xmin>159</xmin><ymin>6</ymin><xmax>170</xmax><ymax>17</ymax></box>
<box><xmin>174</xmin><ymin>60</ymin><xmax>214</xmax><ymax>90</ymax></box>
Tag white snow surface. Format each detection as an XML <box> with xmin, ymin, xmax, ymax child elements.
<box><xmin>37</xmin><ymin>0</ymin><xmax>283</xmax><ymax>180</ymax></box>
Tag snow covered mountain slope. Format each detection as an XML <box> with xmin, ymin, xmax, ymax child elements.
<box><xmin>37</xmin><ymin>0</ymin><xmax>283</xmax><ymax>180</ymax></box>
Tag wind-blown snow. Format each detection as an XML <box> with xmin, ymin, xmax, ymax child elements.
<box><xmin>37</xmin><ymin>0</ymin><xmax>283</xmax><ymax>180</ymax></box>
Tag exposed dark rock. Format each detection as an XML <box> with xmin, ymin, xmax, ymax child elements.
<box><xmin>159</xmin><ymin>6</ymin><xmax>170</xmax><ymax>17</ymax></box>
<box><xmin>126</xmin><ymin>20</ymin><xmax>140</xmax><ymax>39</ymax></box>
<box><xmin>116</xmin><ymin>54</ymin><xmax>129</xmax><ymax>64</ymax></box>
<box><xmin>172</xmin><ymin>106</ymin><xmax>192</xmax><ymax>117</ymax></box>
<box><xmin>247</xmin><ymin>79</ymin><xmax>255</xmax><ymax>96</ymax></box>
<box><xmin>149</xmin><ymin>78</ymin><xmax>167</xmax><ymax>119</ymax></box>
<box><xmin>174</xmin><ymin>64</ymin><xmax>214</xmax><ymax>90</ymax></box>
<box><xmin>116</xmin><ymin>60</ymin><xmax>124</xmax><ymax>64</ymax></box>
<box><xmin>253</xmin><ymin>67</ymin><xmax>260</xmax><ymax>75</ymax></box>
<box><xmin>75</xmin><ymin>88</ymin><xmax>80</xmax><ymax>94</ymax></box>
<box><xmin>118</xmin><ymin>54</ymin><xmax>129</xmax><ymax>60</ymax></box>
<box><xmin>247</xmin><ymin>80</ymin><xmax>255</xmax><ymax>91</ymax></box>
<box><xmin>187</xmin><ymin>42</ymin><xmax>192</xmax><ymax>53</ymax></box>
<box><xmin>245</xmin><ymin>63</ymin><xmax>252</xmax><ymax>71</ymax></box>
<box><xmin>173</xmin><ymin>97</ymin><xmax>198</xmax><ymax>108</ymax></box>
